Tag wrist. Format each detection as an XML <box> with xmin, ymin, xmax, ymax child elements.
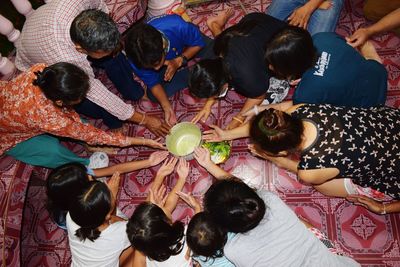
<box><xmin>380</xmin><ymin>203</ymin><xmax>387</xmax><ymax>215</ymax></box>
<box><xmin>179</xmin><ymin>55</ymin><xmax>188</xmax><ymax>67</ymax></box>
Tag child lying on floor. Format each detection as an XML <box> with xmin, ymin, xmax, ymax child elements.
<box><xmin>127</xmin><ymin>157</ymin><xmax>202</xmax><ymax>267</ymax></box>
<box><xmin>46</xmin><ymin>151</ymin><xmax>168</xmax><ymax>229</ymax></box>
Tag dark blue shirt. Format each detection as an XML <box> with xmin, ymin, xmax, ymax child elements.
<box><xmin>293</xmin><ymin>32</ymin><xmax>387</xmax><ymax>108</ymax></box>
<box><xmin>129</xmin><ymin>15</ymin><xmax>205</xmax><ymax>89</ymax></box>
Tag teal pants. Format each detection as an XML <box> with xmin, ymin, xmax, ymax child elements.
<box><xmin>5</xmin><ymin>134</ymin><xmax>89</xmax><ymax>169</ymax></box>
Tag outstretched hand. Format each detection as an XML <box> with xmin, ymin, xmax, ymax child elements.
<box><xmin>346</xmin><ymin>195</ymin><xmax>385</xmax><ymax>214</ymax></box>
<box><xmin>148</xmin><ymin>151</ymin><xmax>169</xmax><ymax>166</ymax></box>
<box><xmin>346</xmin><ymin>28</ymin><xmax>371</xmax><ymax>48</ymax></box>
<box><xmin>203</xmin><ymin>124</ymin><xmax>226</xmax><ymax>142</ymax></box>
<box><xmin>107</xmin><ymin>171</ymin><xmax>121</xmax><ymax>199</ymax></box>
<box><xmin>149</xmin><ymin>185</ymin><xmax>168</xmax><ymax>208</ymax></box>
<box><xmin>156</xmin><ymin>157</ymin><xmax>178</xmax><ymax>177</ymax></box>
<box><xmin>194</xmin><ymin>147</ymin><xmax>214</xmax><ymax>169</ymax></box>
<box><xmin>143</xmin><ymin>137</ymin><xmax>167</xmax><ymax>150</ymax></box>
<box><xmin>145</xmin><ymin>115</ymin><xmax>171</xmax><ymax>137</ymax></box>
<box><xmin>192</xmin><ymin>105</ymin><xmax>212</xmax><ymax>124</ymax></box>
<box><xmin>176</xmin><ymin>158</ymin><xmax>190</xmax><ymax>179</ymax></box>
<box><xmin>177</xmin><ymin>191</ymin><xmax>201</xmax><ymax>211</ymax></box>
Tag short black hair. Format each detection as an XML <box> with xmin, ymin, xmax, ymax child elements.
<box><xmin>189</xmin><ymin>58</ymin><xmax>229</xmax><ymax>98</ymax></box>
<box><xmin>126</xmin><ymin>202</ymin><xmax>184</xmax><ymax>262</ymax></box>
<box><xmin>125</xmin><ymin>23</ymin><xmax>164</xmax><ymax>69</ymax></box>
<box><xmin>70</xmin><ymin>9</ymin><xmax>120</xmax><ymax>52</ymax></box>
<box><xmin>33</xmin><ymin>62</ymin><xmax>89</xmax><ymax>106</ymax></box>
<box><xmin>204</xmin><ymin>178</ymin><xmax>266</xmax><ymax>233</ymax></box>
<box><xmin>187</xmin><ymin>212</ymin><xmax>227</xmax><ymax>259</ymax></box>
<box><xmin>265</xmin><ymin>26</ymin><xmax>317</xmax><ymax>80</ymax></box>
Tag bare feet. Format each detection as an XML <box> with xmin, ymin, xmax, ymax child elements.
<box><xmin>206</xmin><ymin>8</ymin><xmax>235</xmax><ymax>37</ymax></box>
<box><xmin>360</xmin><ymin>41</ymin><xmax>382</xmax><ymax>63</ymax></box>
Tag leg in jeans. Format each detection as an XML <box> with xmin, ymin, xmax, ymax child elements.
<box><xmin>74</xmin><ymin>97</ymin><xmax>123</xmax><ymax>129</ymax></box>
<box><xmin>306</xmin><ymin>0</ymin><xmax>344</xmax><ymax>35</ymax></box>
<box><xmin>266</xmin><ymin>0</ymin><xmax>305</xmax><ymax>21</ymax></box>
<box><xmin>90</xmin><ymin>52</ymin><xmax>145</xmax><ymax>101</ymax></box>
<box><xmin>6</xmin><ymin>134</ymin><xmax>89</xmax><ymax>168</ymax></box>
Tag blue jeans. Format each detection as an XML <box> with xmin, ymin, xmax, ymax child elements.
<box><xmin>266</xmin><ymin>0</ymin><xmax>344</xmax><ymax>35</ymax></box>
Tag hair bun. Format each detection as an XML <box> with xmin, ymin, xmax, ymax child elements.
<box><xmin>33</xmin><ymin>67</ymin><xmax>56</xmax><ymax>87</ymax></box>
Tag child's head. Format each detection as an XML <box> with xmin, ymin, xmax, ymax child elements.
<box><xmin>69</xmin><ymin>181</ymin><xmax>113</xmax><ymax>242</ymax></box>
<box><xmin>33</xmin><ymin>62</ymin><xmax>89</xmax><ymax>107</ymax></box>
<box><xmin>189</xmin><ymin>58</ymin><xmax>230</xmax><ymax>99</ymax></box>
<box><xmin>265</xmin><ymin>26</ymin><xmax>317</xmax><ymax>80</ymax></box>
<box><xmin>125</xmin><ymin>23</ymin><xmax>164</xmax><ymax>69</ymax></box>
<box><xmin>204</xmin><ymin>178</ymin><xmax>266</xmax><ymax>233</ymax></box>
<box><xmin>126</xmin><ymin>202</ymin><xmax>185</xmax><ymax>262</ymax></box>
<box><xmin>46</xmin><ymin>162</ymin><xmax>90</xmax><ymax>211</ymax></box>
<box><xmin>187</xmin><ymin>212</ymin><xmax>227</xmax><ymax>259</ymax></box>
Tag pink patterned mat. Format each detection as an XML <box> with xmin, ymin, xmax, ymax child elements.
<box><xmin>15</xmin><ymin>0</ymin><xmax>400</xmax><ymax>266</ymax></box>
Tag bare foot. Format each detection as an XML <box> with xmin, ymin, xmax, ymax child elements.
<box><xmin>318</xmin><ymin>0</ymin><xmax>332</xmax><ymax>10</ymax></box>
<box><xmin>206</xmin><ymin>8</ymin><xmax>235</xmax><ymax>37</ymax></box>
<box><xmin>360</xmin><ymin>41</ymin><xmax>382</xmax><ymax>63</ymax></box>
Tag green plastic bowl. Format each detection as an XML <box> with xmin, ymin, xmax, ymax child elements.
<box><xmin>166</xmin><ymin>122</ymin><xmax>202</xmax><ymax>157</ymax></box>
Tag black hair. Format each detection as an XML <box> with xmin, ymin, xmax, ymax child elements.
<box><xmin>265</xmin><ymin>26</ymin><xmax>317</xmax><ymax>80</ymax></box>
<box><xmin>214</xmin><ymin>19</ymin><xmax>258</xmax><ymax>57</ymax></box>
<box><xmin>187</xmin><ymin>212</ymin><xmax>227</xmax><ymax>260</ymax></box>
<box><xmin>204</xmin><ymin>178</ymin><xmax>266</xmax><ymax>233</ymax></box>
<box><xmin>33</xmin><ymin>62</ymin><xmax>89</xmax><ymax>106</ymax></box>
<box><xmin>46</xmin><ymin>162</ymin><xmax>90</xmax><ymax>212</ymax></box>
<box><xmin>70</xmin><ymin>9</ymin><xmax>120</xmax><ymax>52</ymax></box>
<box><xmin>69</xmin><ymin>181</ymin><xmax>112</xmax><ymax>242</ymax></box>
<box><xmin>124</xmin><ymin>23</ymin><xmax>164</xmax><ymax>69</ymax></box>
<box><xmin>189</xmin><ymin>58</ymin><xmax>230</xmax><ymax>98</ymax></box>
<box><xmin>250</xmin><ymin>108</ymin><xmax>304</xmax><ymax>155</ymax></box>
<box><xmin>126</xmin><ymin>202</ymin><xmax>185</xmax><ymax>262</ymax></box>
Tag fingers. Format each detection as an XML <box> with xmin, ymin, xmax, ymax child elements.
<box><xmin>191</xmin><ymin>111</ymin><xmax>203</xmax><ymax>124</ymax></box>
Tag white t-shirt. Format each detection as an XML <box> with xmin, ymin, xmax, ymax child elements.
<box><xmin>146</xmin><ymin>231</ymin><xmax>191</xmax><ymax>267</ymax></box>
<box><xmin>66</xmin><ymin>213</ymin><xmax>131</xmax><ymax>267</ymax></box>
<box><xmin>224</xmin><ymin>191</ymin><xmax>360</xmax><ymax>267</ymax></box>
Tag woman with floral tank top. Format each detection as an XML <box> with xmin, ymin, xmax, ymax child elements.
<box><xmin>0</xmin><ymin>63</ymin><xmax>164</xmax><ymax>168</ymax></box>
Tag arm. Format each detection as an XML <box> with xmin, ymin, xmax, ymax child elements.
<box><xmin>163</xmin><ymin>158</ymin><xmax>189</xmax><ymax>216</ymax></box>
<box><xmin>226</xmin><ymin>95</ymin><xmax>265</xmax><ymax>130</ymax></box>
<box><xmin>287</xmin><ymin>0</ymin><xmax>325</xmax><ymax>29</ymax></box>
<box><xmin>203</xmin><ymin>123</ymin><xmax>250</xmax><ymax>142</ymax></box>
<box><xmin>347</xmin><ymin>8</ymin><xmax>400</xmax><ymax>47</ymax></box>
<box><xmin>191</xmin><ymin>97</ymin><xmax>216</xmax><ymax>124</ymax></box>
<box><xmin>248</xmin><ymin>145</ymin><xmax>300</xmax><ymax>173</ymax></box>
<box><xmin>93</xmin><ymin>151</ymin><xmax>169</xmax><ymax>177</ymax></box>
<box><xmin>149</xmin><ymin>84</ymin><xmax>177</xmax><ymax>126</ymax></box>
<box><xmin>194</xmin><ymin>147</ymin><xmax>231</xmax><ymax>179</ymax></box>
<box><xmin>346</xmin><ymin>196</ymin><xmax>400</xmax><ymax>214</ymax></box>
<box><xmin>164</xmin><ymin>45</ymin><xmax>203</xmax><ymax>82</ymax></box>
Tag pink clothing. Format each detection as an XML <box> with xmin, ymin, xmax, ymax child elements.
<box><xmin>15</xmin><ymin>0</ymin><xmax>135</xmax><ymax>120</ymax></box>
<box><xmin>0</xmin><ymin>64</ymin><xmax>131</xmax><ymax>155</ymax></box>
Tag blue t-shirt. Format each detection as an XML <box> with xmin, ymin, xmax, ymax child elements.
<box><xmin>293</xmin><ymin>32</ymin><xmax>387</xmax><ymax>108</ymax></box>
<box><xmin>129</xmin><ymin>15</ymin><xmax>205</xmax><ymax>89</ymax></box>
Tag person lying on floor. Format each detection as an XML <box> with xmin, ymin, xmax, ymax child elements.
<box><xmin>127</xmin><ymin>157</ymin><xmax>201</xmax><ymax>267</ymax></box>
<box><xmin>15</xmin><ymin>0</ymin><xmax>167</xmax><ymax>135</ymax></box>
<box><xmin>123</xmin><ymin>14</ymin><xmax>214</xmax><ymax>127</ymax></box>
<box><xmin>203</xmin><ymin>101</ymin><xmax>400</xmax><ymax>214</ymax></box>
<box><xmin>189</xmin><ymin>11</ymin><xmax>289</xmax><ymax>129</ymax></box>
<box><xmin>66</xmin><ymin>176</ymin><xmax>134</xmax><ymax>266</ymax></box>
<box><xmin>46</xmin><ymin>151</ymin><xmax>168</xmax><ymax>229</ymax></box>
<box><xmin>0</xmin><ymin>62</ymin><xmax>164</xmax><ymax>169</ymax></box>
<box><xmin>187</xmin><ymin>148</ymin><xmax>360</xmax><ymax>267</ymax></box>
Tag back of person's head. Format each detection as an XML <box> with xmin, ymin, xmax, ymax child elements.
<box><xmin>47</xmin><ymin>162</ymin><xmax>90</xmax><ymax>211</ymax></box>
<box><xmin>70</xmin><ymin>9</ymin><xmax>120</xmax><ymax>53</ymax></box>
<box><xmin>69</xmin><ymin>181</ymin><xmax>112</xmax><ymax>242</ymax></box>
<box><xmin>265</xmin><ymin>26</ymin><xmax>317</xmax><ymax>80</ymax></box>
<box><xmin>250</xmin><ymin>108</ymin><xmax>303</xmax><ymax>155</ymax></box>
<box><xmin>126</xmin><ymin>202</ymin><xmax>184</xmax><ymax>262</ymax></box>
<box><xmin>187</xmin><ymin>212</ymin><xmax>227</xmax><ymax>260</ymax></box>
<box><xmin>125</xmin><ymin>23</ymin><xmax>163</xmax><ymax>69</ymax></box>
<box><xmin>214</xmin><ymin>19</ymin><xmax>257</xmax><ymax>57</ymax></box>
<box><xmin>33</xmin><ymin>62</ymin><xmax>89</xmax><ymax>107</ymax></box>
<box><xmin>189</xmin><ymin>58</ymin><xmax>229</xmax><ymax>98</ymax></box>
<box><xmin>204</xmin><ymin>178</ymin><xmax>265</xmax><ymax>233</ymax></box>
